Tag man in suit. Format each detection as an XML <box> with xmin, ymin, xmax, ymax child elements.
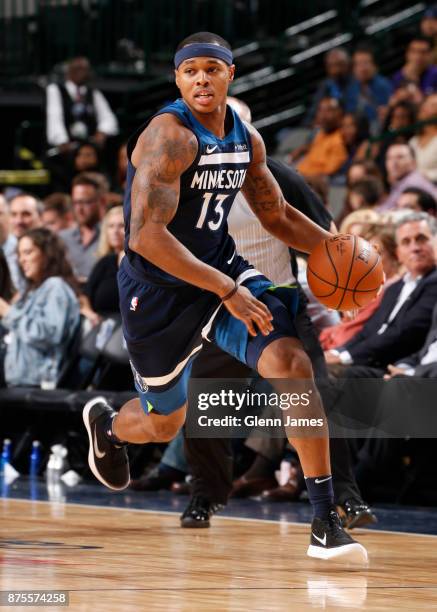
<box><xmin>326</xmin><ymin>212</ymin><xmax>437</xmax><ymax>373</ymax></box>
<box><xmin>385</xmin><ymin>302</ymin><xmax>437</xmax><ymax>379</ymax></box>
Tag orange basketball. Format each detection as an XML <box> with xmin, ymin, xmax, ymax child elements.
<box><xmin>307</xmin><ymin>234</ymin><xmax>384</xmax><ymax>311</ymax></box>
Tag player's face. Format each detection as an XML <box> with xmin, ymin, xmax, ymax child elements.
<box><xmin>396</xmin><ymin>220</ymin><xmax>436</xmax><ymax>276</ymax></box>
<box><xmin>175</xmin><ymin>57</ymin><xmax>235</xmax><ymax>114</ymax></box>
<box><xmin>18</xmin><ymin>236</ymin><xmax>45</xmax><ymax>283</ymax></box>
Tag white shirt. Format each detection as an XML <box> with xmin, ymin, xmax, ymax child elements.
<box><xmin>46</xmin><ymin>80</ymin><xmax>119</xmax><ymax>146</ymax></box>
<box><xmin>409</xmin><ymin>135</ymin><xmax>437</xmax><ymax>183</ymax></box>
<box><xmin>227</xmin><ymin>192</ymin><xmax>295</xmax><ymax>286</ymax></box>
<box><xmin>335</xmin><ymin>273</ymin><xmax>421</xmax><ymax>365</ymax></box>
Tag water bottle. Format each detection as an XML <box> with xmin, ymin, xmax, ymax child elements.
<box><xmin>46</xmin><ymin>444</ymin><xmax>67</xmax><ymax>483</ymax></box>
<box><xmin>29</xmin><ymin>440</ymin><xmax>41</xmax><ymax>478</ymax></box>
<box><xmin>0</xmin><ymin>439</ymin><xmax>12</xmax><ymax>474</ymax></box>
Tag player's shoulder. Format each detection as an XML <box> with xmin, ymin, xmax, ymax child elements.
<box><xmin>132</xmin><ymin>113</ymin><xmax>198</xmax><ymax>167</ymax></box>
<box><xmin>243</xmin><ymin>121</ymin><xmax>266</xmax><ymax>163</ymax></box>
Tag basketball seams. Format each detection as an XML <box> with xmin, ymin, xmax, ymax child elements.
<box><xmin>307</xmin><ymin>265</ymin><xmax>338</xmax><ymax>296</ymax></box>
<box><xmin>324</xmin><ymin>240</ymin><xmax>339</xmax><ymax>288</ymax></box>
<box><xmin>352</xmin><ymin>252</ymin><xmax>381</xmax><ymax>292</ymax></box>
<box><xmin>335</xmin><ymin>235</ymin><xmax>356</xmax><ymax>310</ymax></box>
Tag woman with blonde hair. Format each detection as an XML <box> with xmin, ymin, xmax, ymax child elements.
<box><xmin>339</xmin><ymin>208</ymin><xmax>381</xmax><ymax>235</ymax></box>
<box><xmin>81</xmin><ymin>205</ymin><xmax>124</xmax><ymax>324</ymax></box>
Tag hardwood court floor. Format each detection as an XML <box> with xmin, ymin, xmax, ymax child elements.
<box><xmin>1</xmin><ymin>498</ymin><xmax>437</xmax><ymax>611</ymax></box>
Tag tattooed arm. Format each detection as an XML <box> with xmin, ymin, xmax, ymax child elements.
<box><xmin>242</xmin><ymin>125</ymin><xmax>333</xmax><ymax>254</ymax></box>
<box><xmin>129</xmin><ymin>114</ymin><xmax>273</xmax><ymax>336</ymax></box>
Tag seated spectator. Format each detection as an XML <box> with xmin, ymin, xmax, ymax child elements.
<box><xmin>42</xmin><ymin>193</ymin><xmax>74</xmax><ymax>232</ymax></box>
<box><xmin>0</xmin><ymin>228</ymin><xmax>80</xmax><ymax>387</ymax></box>
<box><xmin>346</xmin><ymin>159</ymin><xmax>383</xmax><ymax>186</ymax></box>
<box><xmin>46</xmin><ymin>56</ymin><xmax>119</xmax><ymax>153</ymax></box>
<box><xmin>339</xmin><ymin>208</ymin><xmax>381</xmax><ymax>235</ymax></box>
<box><xmin>320</xmin><ymin>226</ymin><xmax>400</xmax><ymax>350</ymax></box>
<box><xmin>409</xmin><ymin>94</ymin><xmax>437</xmax><ymax>182</ymax></box>
<box><xmin>326</xmin><ymin>213</ymin><xmax>437</xmax><ymax>369</ymax></box>
<box><xmin>346</xmin><ymin>47</ymin><xmax>393</xmax><ymax>131</ymax></box>
<box><xmin>6</xmin><ymin>193</ymin><xmax>43</xmax><ymax>295</ymax></box>
<box><xmin>340</xmin><ymin>112</ymin><xmax>370</xmax><ymax>170</ymax></box>
<box><xmin>72</xmin><ymin>142</ymin><xmax>104</xmax><ymax>175</ymax></box>
<box><xmin>421</xmin><ymin>6</ymin><xmax>437</xmax><ymax>64</ymax></box>
<box><xmin>81</xmin><ymin>205</ymin><xmax>124</xmax><ymax>324</ymax></box>
<box><xmin>304</xmin><ymin>48</ymin><xmax>353</xmax><ymax>126</ymax></box>
<box><xmin>60</xmin><ymin>172</ymin><xmax>106</xmax><ymax>284</ymax></box>
<box><xmin>392</xmin><ymin>35</ymin><xmax>437</xmax><ymax>95</ymax></box>
<box><xmin>348</xmin><ymin>177</ymin><xmax>384</xmax><ymax>211</ymax></box>
<box><xmin>374</xmin><ymin>100</ymin><xmax>417</xmax><ymax>173</ymax></box>
<box><xmin>396</xmin><ymin>187</ymin><xmax>437</xmax><ymax>216</ymax></box>
<box><xmin>296</xmin><ymin>98</ymin><xmax>348</xmax><ymax>178</ymax></box>
<box><xmin>378</xmin><ymin>143</ymin><xmax>437</xmax><ymax>211</ymax></box>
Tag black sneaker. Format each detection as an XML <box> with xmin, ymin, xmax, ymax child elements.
<box><xmin>307</xmin><ymin>507</ymin><xmax>368</xmax><ymax>564</ymax></box>
<box><xmin>180</xmin><ymin>495</ymin><xmax>224</xmax><ymax>529</ymax></box>
<box><xmin>82</xmin><ymin>396</ymin><xmax>130</xmax><ymax>491</ymax></box>
<box><xmin>338</xmin><ymin>500</ymin><xmax>378</xmax><ymax>530</ymax></box>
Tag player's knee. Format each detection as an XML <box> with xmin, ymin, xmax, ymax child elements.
<box><xmin>272</xmin><ymin>345</ymin><xmax>313</xmax><ymax>379</ymax></box>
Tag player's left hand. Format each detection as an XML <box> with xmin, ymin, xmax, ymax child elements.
<box><xmin>223</xmin><ymin>285</ymin><xmax>274</xmax><ymax>337</ymax></box>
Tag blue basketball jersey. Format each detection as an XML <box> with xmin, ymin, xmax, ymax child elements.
<box><xmin>123</xmin><ymin>98</ymin><xmax>252</xmax><ymax>286</ymax></box>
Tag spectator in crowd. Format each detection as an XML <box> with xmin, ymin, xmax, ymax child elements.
<box><xmin>81</xmin><ymin>205</ymin><xmax>124</xmax><ymax>324</ymax></box>
<box><xmin>72</xmin><ymin>141</ymin><xmax>107</xmax><ymax>178</ymax></box>
<box><xmin>409</xmin><ymin>94</ymin><xmax>437</xmax><ymax>182</ymax></box>
<box><xmin>46</xmin><ymin>56</ymin><xmax>119</xmax><ymax>153</ymax></box>
<box><xmin>304</xmin><ymin>48</ymin><xmax>353</xmax><ymax>126</ymax></box>
<box><xmin>346</xmin><ymin>159</ymin><xmax>383</xmax><ymax>187</ymax></box>
<box><xmin>396</xmin><ymin>187</ymin><xmax>437</xmax><ymax>216</ymax></box>
<box><xmin>9</xmin><ymin>193</ymin><xmax>43</xmax><ymax>238</ymax></box>
<box><xmin>340</xmin><ymin>112</ymin><xmax>370</xmax><ymax>170</ymax></box>
<box><xmin>348</xmin><ymin>177</ymin><xmax>384</xmax><ymax>211</ymax></box>
<box><xmin>42</xmin><ymin>193</ymin><xmax>74</xmax><ymax>232</ymax></box>
<box><xmin>339</xmin><ymin>208</ymin><xmax>380</xmax><ymax>235</ymax></box>
<box><xmin>320</xmin><ymin>226</ymin><xmax>400</xmax><ymax>350</ymax></box>
<box><xmin>0</xmin><ymin>228</ymin><xmax>80</xmax><ymax>387</ymax></box>
<box><xmin>421</xmin><ymin>6</ymin><xmax>437</xmax><ymax>64</ymax></box>
<box><xmin>7</xmin><ymin>193</ymin><xmax>43</xmax><ymax>295</ymax></box>
<box><xmin>374</xmin><ymin>100</ymin><xmax>417</xmax><ymax>173</ymax></box>
<box><xmin>392</xmin><ymin>36</ymin><xmax>437</xmax><ymax>95</ymax></box>
<box><xmin>326</xmin><ymin>213</ymin><xmax>437</xmax><ymax>370</ymax></box>
<box><xmin>346</xmin><ymin>47</ymin><xmax>392</xmax><ymax>131</ymax></box>
<box><xmin>296</xmin><ymin>97</ymin><xmax>348</xmax><ymax>177</ymax></box>
<box><xmin>60</xmin><ymin>172</ymin><xmax>105</xmax><ymax>284</ymax></box>
<box><xmin>378</xmin><ymin>143</ymin><xmax>437</xmax><ymax>211</ymax></box>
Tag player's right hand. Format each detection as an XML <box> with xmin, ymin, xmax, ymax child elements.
<box><xmin>223</xmin><ymin>285</ymin><xmax>274</xmax><ymax>337</ymax></box>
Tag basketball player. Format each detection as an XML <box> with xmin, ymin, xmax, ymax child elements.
<box><xmin>83</xmin><ymin>32</ymin><xmax>367</xmax><ymax>563</ymax></box>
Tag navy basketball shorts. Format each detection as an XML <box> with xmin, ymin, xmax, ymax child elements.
<box><xmin>118</xmin><ymin>257</ymin><xmax>299</xmax><ymax>416</ymax></box>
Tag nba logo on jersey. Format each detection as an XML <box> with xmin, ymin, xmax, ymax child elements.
<box><xmin>130</xmin><ymin>296</ymin><xmax>139</xmax><ymax>311</ymax></box>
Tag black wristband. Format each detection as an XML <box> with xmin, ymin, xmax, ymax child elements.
<box><xmin>221</xmin><ymin>281</ymin><xmax>238</xmax><ymax>302</ymax></box>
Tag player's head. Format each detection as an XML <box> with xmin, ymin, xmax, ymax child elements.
<box><xmin>174</xmin><ymin>32</ymin><xmax>235</xmax><ymax>114</ymax></box>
